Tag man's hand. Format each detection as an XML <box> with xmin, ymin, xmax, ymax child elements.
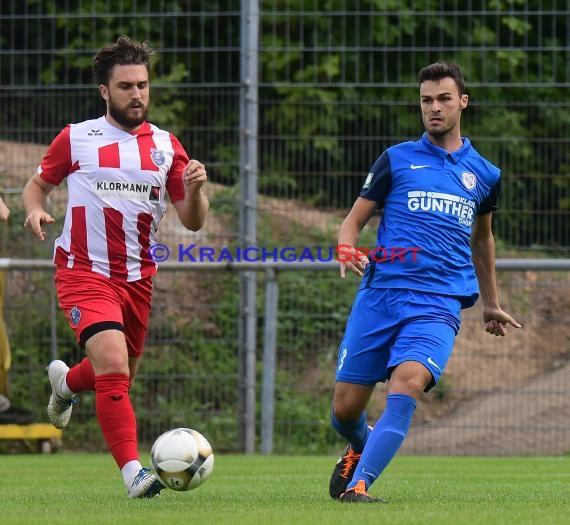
<box><xmin>482</xmin><ymin>307</ymin><xmax>522</xmax><ymax>336</ymax></box>
<box><xmin>338</xmin><ymin>245</ymin><xmax>369</xmax><ymax>278</ymax></box>
<box><xmin>24</xmin><ymin>209</ymin><xmax>55</xmax><ymax>240</ymax></box>
<box><xmin>182</xmin><ymin>159</ymin><xmax>207</xmax><ymax>195</ymax></box>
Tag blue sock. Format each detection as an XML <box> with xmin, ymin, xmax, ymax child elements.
<box><xmin>347</xmin><ymin>393</ymin><xmax>416</xmax><ymax>490</ymax></box>
<box><xmin>331</xmin><ymin>408</ymin><xmax>370</xmax><ymax>453</ymax></box>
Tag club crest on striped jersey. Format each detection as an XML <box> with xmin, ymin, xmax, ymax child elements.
<box><xmin>461</xmin><ymin>171</ymin><xmax>477</xmax><ymax>190</ymax></box>
<box><xmin>150</xmin><ymin>148</ymin><xmax>166</xmax><ymax>167</ymax></box>
<box><xmin>70</xmin><ymin>305</ymin><xmax>81</xmax><ymax>326</ymax></box>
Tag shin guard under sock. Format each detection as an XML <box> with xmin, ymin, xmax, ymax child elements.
<box><xmin>348</xmin><ymin>393</ymin><xmax>417</xmax><ymax>489</ymax></box>
<box><xmin>66</xmin><ymin>357</ymin><xmax>96</xmax><ymax>393</ymax></box>
<box><xmin>95</xmin><ymin>373</ymin><xmax>139</xmax><ymax>469</ymax></box>
<box><xmin>331</xmin><ymin>409</ymin><xmax>370</xmax><ymax>454</ymax></box>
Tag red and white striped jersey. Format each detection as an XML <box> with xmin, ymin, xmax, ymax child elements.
<box><xmin>38</xmin><ymin>116</ymin><xmax>188</xmax><ymax>281</ymax></box>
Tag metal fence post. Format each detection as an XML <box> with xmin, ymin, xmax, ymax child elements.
<box><xmin>261</xmin><ymin>268</ymin><xmax>279</xmax><ymax>454</ymax></box>
<box><xmin>238</xmin><ymin>0</ymin><xmax>260</xmax><ymax>453</ymax></box>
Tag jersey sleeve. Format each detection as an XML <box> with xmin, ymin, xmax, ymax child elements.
<box><xmin>478</xmin><ymin>177</ymin><xmax>501</xmax><ymax>215</ymax></box>
<box><xmin>166</xmin><ymin>134</ymin><xmax>190</xmax><ymax>203</ymax></box>
<box><xmin>38</xmin><ymin>125</ymin><xmax>74</xmax><ymax>185</ymax></box>
<box><xmin>359</xmin><ymin>151</ymin><xmax>392</xmax><ymax>205</ymax></box>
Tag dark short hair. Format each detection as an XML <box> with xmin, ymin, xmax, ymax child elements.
<box><xmin>93</xmin><ymin>35</ymin><xmax>154</xmax><ymax>85</ymax></box>
<box><xmin>418</xmin><ymin>62</ymin><xmax>466</xmax><ymax>95</ymax></box>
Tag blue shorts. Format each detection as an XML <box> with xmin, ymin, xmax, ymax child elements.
<box><xmin>336</xmin><ymin>288</ymin><xmax>461</xmax><ymax>391</ymax></box>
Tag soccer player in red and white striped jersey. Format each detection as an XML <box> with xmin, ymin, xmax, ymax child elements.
<box><xmin>22</xmin><ymin>36</ymin><xmax>209</xmax><ymax>498</ymax></box>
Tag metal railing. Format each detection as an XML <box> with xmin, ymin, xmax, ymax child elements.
<box><xmin>2</xmin><ymin>258</ymin><xmax>569</xmax><ymax>455</ymax></box>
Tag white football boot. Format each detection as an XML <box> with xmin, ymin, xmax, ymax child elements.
<box><xmin>127</xmin><ymin>468</ymin><xmax>165</xmax><ymax>498</ymax></box>
<box><xmin>46</xmin><ymin>360</ymin><xmax>76</xmax><ymax>429</ymax></box>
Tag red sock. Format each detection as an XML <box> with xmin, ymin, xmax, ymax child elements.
<box><xmin>95</xmin><ymin>373</ymin><xmax>139</xmax><ymax>469</ymax></box>
<box><xmin>66</xmin><ymin>357</ymin><xmax>95</xmax><ymax>393</ymax></box>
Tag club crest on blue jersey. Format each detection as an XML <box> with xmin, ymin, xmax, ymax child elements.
<box><xmin>150</xmin><ymin>148</ymin><xmax>166</xmax><ymax>167</ymax></box>
<box><xmin>70</xmin><ymin>305</ymin><xmax>81</xmax><ymax>326</ymax></box>
<box><xmin>462</xmin><ymin>172</ymin><xmax>477</xmax><ymax>190</ymax></box>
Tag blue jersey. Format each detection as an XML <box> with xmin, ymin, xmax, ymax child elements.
<box><xmin>359</xmin><ymin>133</ymin><xmax>501</xmax><ymax>308</ymax></box>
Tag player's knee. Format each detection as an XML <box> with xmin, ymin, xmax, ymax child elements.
<box><xmin>332</xmin><ymin>404</ymin><xmax>363</xmax><ymax>423</ymax></box>
<box><xmin>388</xmin><ymin>375</ymin><xmax>428</xmax><ymax>398</ymax></box>
<box><xmin>90</xmin><ymin>355</ymin><xmax>130</xmax><ymax>376</ymax></box>
<box><xmin>332</xmin><ymin>382</ymin><xmax>372</xmax><ymax>421</ymax></box>
<box><xmin>332</xmin><ymin>395</ymin><xmax>365</xmax><ymax>422</ymax></box>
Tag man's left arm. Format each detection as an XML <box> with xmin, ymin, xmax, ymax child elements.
<box><xmin>471</xmin><ymin>213</ymin><xmax>522</xmax><ymax>336</ymax></box>
<box><xmin>172</xmin><ymin>159</ymin><xmax>209</xmax><ymax>231</ymax></box>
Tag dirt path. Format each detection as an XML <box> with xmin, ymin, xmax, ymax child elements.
<box><xmin>404</xmin><ymin>361</ymin><xmax>570</xmax><ymax>455</ymax></box>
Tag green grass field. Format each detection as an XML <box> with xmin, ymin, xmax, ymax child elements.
<box><xmin>1</xmin><ymin>453</ymin><xmax>568</xmax><ymax>525</ymax></box>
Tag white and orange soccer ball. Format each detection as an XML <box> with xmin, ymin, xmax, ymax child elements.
<box><xmin>150</xmin><ymin>427</ymin><xmax>215</xmax><ymax>491</ymax></box>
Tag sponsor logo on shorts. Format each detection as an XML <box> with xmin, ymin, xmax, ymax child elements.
<box><xmin>427</xmin><ymin>356</ymin><xmax>441</xmax><ymax>372</ymax></box>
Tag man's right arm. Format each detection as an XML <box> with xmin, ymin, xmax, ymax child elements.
<box><xmin>22</xmin><ymin>174</ymin><xmax>56</xmax><ymax>241</ymax></box>
<box><xmin>337</xmin><ymin>151</ymin><xmax>392</xmax><ymax>278</ymax></box>
<box><xmin>22</xmin><ymin>126</ymin><xmax>71</xmax><ymax>240</ymax></box>
<box><xmin>337</xmin><ymin>197</ymin><xmax>378</xmax><ymax>278</ymax></box>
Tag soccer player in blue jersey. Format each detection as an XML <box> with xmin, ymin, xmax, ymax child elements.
<box><xmin>329</xmin><ymin>62</ymin><xmax>521</xmax><ymax>503</ymax></box>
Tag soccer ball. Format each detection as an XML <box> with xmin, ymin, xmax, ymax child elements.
<box><xmin>150</xmin><ymin>427</ymin><xmax>215</xmax><ymax>491</ymax></box>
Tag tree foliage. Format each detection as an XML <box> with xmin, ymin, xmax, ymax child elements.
<box><xmin>0</xmin><ymin>0</ymin><xmax>568</xmax><ymax>248</ymax></box>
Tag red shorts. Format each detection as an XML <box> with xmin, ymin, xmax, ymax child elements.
<box><xmin>55</xmin><ymin>267</ymin><xmax>153</xmax><ymax>358</ymax></box>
